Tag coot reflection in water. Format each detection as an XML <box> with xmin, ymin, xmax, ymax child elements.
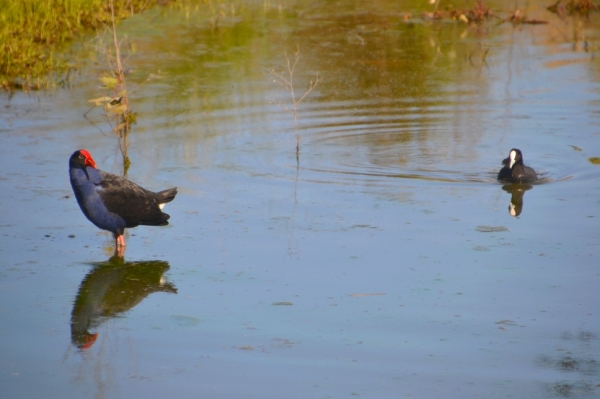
<box><xmin>502</xmin><ymin>184</ymin><xmax>533</xmax><ymax>217</ymax></box>
<box><xmin>70</xmin><ymin>252</ymin><xmax>177</xmax><ymax>349</ymax></box>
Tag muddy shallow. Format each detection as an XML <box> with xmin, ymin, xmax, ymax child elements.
<box><xmin>1</xmin><ymin>1</ymin><xmax>600</xmax><ymax>398</ymax></box>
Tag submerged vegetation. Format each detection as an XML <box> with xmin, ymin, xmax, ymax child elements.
<box><xmin>0</xmin><ymin>0</ymin><xmax>152</xmax><ymax>90</ymax></box>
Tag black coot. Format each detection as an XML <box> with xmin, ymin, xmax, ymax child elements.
<box><xmin>497</xmin><ymin>148</ymin><xmax>537</xmax><ymax>184</ymax></box>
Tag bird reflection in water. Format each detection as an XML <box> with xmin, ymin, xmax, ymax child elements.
<box><xmin>70</xmin><ymin>250</ymin><xmax>177</xmax><ymax>349</ymax></box>
<box><xmin>502</xmin><ymin>184</ymin><xmax>533</xmax><ymax>217</ymax></box>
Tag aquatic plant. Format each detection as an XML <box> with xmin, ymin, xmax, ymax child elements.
<box><xmin>86</xmin><ymin>0</ymin><xmax>134</xmax><ymax>174</ymax></box>
<box><xmin>423</xmin><ymin>0</ymin><xmax>551</xmax><ymax>25</ymax></box>
<box><xmin>548</xmin><ymin>0</ymin><xmax>598</xmax><ymax>15</ymax></box>
<box><xmin>269</xmin><ymin>45</ymin><xmax>320</xmax><ymax>160</ymax></box>
<box><xmin>422</xmin><ymin>0</ymin><xmax>499</xmax><ymax>22</ymax></box>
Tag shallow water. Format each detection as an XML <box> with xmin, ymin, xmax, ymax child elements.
<box><xmin>1</xmin><ymin>1</ymin><xmax>600</xmax><ymax>398</ymax></box>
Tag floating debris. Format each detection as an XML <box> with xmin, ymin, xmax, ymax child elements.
<box><xmin>272</xmin><ymin>301</ymin><xmax>293</xmax><ymax>306</ymax></box>
<box><xmin>476</xmin><ymin>225</ymin><xmax>509</xmax><ymax>233</ymax></box>
<box><xmin>495</xmin><ymin>319</ymin><xmax>517</xmax><ymax>326</ymax></box>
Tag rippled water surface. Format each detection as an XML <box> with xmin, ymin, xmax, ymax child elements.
<box><xmin>1</xmin><ymin>1</ymin><xmax>600</xmax><ymax>398</ymax></box>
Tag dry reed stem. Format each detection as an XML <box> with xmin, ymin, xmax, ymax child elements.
<box><xmin>269</xmin><ymin>45</ymin><xmax>320</xmax><ymax>160</ymax></box>
<box><xmin>109</xmin><ymin>0</ymin><xmax>131</xmax><ymax>170</ymax></box>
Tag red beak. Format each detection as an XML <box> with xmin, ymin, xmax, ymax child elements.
<box><xmin>79</xmin><ymin>149</ymin><xmax>97</xmax><ymax>169</ymax></box>
<box><xmin>81</xmin><ymin>333</ymin><xmax>99</xmax><ymax>350</ymax></box>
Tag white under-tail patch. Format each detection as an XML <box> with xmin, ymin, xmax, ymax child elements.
<box><xmin>159</xmin><ymin>203</ymin><xmax>166</xmax><ymax>210</ymax></box>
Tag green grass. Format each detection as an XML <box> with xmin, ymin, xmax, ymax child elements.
<box><xmin>0</xmin><ymin>0</ymin><xmax>154</xmax><ymax>90</ymax></box>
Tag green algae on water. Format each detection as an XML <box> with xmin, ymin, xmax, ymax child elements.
<box><xmin>589</xmin><ymin>157</ymin><xmax>600</xmax><ymax>165</ymax></box>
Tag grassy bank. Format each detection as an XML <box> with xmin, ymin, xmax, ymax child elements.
<box><xmin>0</xmin><ymin>0</ymin><xmax>154</xmax><ymax>90</ymax></box>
